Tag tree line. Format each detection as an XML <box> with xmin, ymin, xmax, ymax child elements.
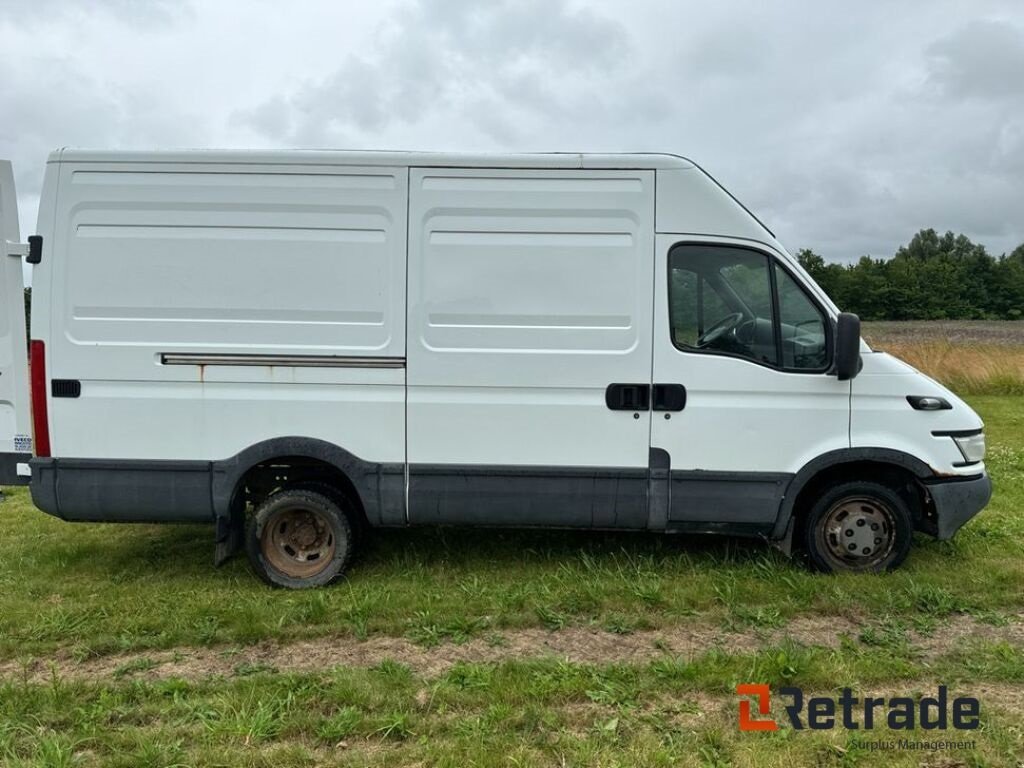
<box><xmin>797</xmin><ymin>229</ymin><xmax>1024</xmax><ymax>321</ymax></box>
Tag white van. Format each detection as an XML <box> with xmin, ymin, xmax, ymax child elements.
<box><xmin>0</xmin><ymin>151</ymin><xmax>991</xmax><ymax>588</ymax></box>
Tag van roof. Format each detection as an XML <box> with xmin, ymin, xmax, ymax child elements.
<box><xmin>49</xmin><ymin>149</ymin><xmax>696</xmax><ymax>171</ymax></box>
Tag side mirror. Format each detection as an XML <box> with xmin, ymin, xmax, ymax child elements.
<box><xmin>835</xmin><ymin>312</ymin><xmax>861</xmax><ymax>381</ymax></box>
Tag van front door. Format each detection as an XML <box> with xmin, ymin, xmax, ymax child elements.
<box><xmin>650</xmin><ymin>237</ymin><xmax>850</xmax><ymax>535</ymax></box>
<box><xmin>0</xmin><ymin>161</ymin><xmax>32</xmax><ymax>485</ymax></box>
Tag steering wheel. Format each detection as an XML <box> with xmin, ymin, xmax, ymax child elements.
<box><xmin>696</xmin><ymin>312</ymin><xmax>744</xmax><ymax>348</ymax></box>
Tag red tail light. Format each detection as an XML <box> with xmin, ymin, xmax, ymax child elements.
<box><xmin>30</xmin><ymin>340</ymin><xmax>51</xmax><ymax>458</ymax></box>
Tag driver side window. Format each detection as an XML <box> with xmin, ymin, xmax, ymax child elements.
<box><xmin>669</xmin><ymin>245</ymin><xmax>778</xmax><ymax>366</ymax></box>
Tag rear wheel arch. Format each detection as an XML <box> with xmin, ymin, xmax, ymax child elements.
<box><xmin>212</xmin><ymin>437</ymin><xmax>396</xmax><ymax>529</ymax></box>
<box><xmin>236</xmin><ymin>455</ymin><xmax>369</xmax><ymax>529</ymax></box>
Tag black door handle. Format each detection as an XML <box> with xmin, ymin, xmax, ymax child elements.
<box><xmin>653</xmin><ymin>383</ymin><xmax>686</xmax><ymax>411</ymax></box>
<box><xmin>605</xmin><ymin>383</ymin><xmax>650</xmax><ymax>411</ymax></box>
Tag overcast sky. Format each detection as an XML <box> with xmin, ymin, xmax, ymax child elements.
<box><xmin>2</xmin><ymin>0</ymin><xmax>1023</xmax><ymax>265</ymax></box>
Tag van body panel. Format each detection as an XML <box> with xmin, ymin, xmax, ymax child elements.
<box><xmin>49</xmin><ymin>374</ymin><xmax>405</xmax><ymax>463</ymax></box>
<box><xmin>0</xmin><ymin>161</ymin><xmax>31</xmax><ymax>483</ymax></box>
<box><xmin>53</xmin><ymin>162</ymin><xmax>407</xmax><ymax>366</ymax></box>
<box><xmin>406</xmin><ymin>168</ymin><xmax>656</xmax><ymax>475</ymax></box>
<box><xmin>43</xmin><ymin>161</ymin><xmax>408</xmax><ymax>465</ymax></box>
<box><xmin>656</xmin><ymin>168</ymin><xmax>772</xmax><ymax>243</ymax></box>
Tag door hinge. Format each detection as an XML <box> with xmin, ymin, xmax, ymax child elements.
<box><xmin>5</xmin><ymin>236</ymin><xmax>40</xmax><ymax>263</ymax></box>
<box><xmin>5</xmin><ymin>240</ymin><xmax>28</xmax><ymax>258</ymax></box>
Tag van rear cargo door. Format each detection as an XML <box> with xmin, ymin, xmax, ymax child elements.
<box><xmin>0</xmin><ymin>161</ymin><xmax>31</xmax><ymax>485</ymax></box>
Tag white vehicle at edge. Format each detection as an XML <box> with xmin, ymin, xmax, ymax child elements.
<box><xmin>0</xmin><ymin>150</ymin><xmax>991</xmax><ymax>588</ymax></box>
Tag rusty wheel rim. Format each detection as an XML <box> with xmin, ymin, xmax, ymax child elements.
<box><xmin>261</xmin><ymin>504</ymin><xmax>336</xmax><ymax>579</ymax></box>
<box><xmin>819</xmin><ymin>496</ymin><xmax>896</xmax><ymax>569</ymax></box>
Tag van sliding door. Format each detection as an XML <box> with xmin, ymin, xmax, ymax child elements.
<box><xmin>405</xmin><ymin>168</ymin><xmax>655</xmax><ymax>528</ymax></box>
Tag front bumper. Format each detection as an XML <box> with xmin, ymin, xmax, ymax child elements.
<box><xmin>921</xmin><ymin>472</ymin><xmax>992</xmax><ymax>540</ymax></box>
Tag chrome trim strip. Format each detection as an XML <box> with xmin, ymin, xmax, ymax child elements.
<box><xmin>161</xmin><ymin>353</ymin><xmax>405</xmax><ymax>369</ymax></box>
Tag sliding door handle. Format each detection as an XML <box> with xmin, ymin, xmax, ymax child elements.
<box><xmin>606</xmin><ymin>383</ymin><xmax>651</xmax><ymax>411</ymax></box>
<box><xmin>653</xmin><ymin>383</ymin><xmax>686</xmax><ymax>411</ymax></box>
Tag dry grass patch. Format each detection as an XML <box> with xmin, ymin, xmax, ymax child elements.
<box><xmin>861</xmin><ymin>322</ymin><xmax>1024</xmax><ymax>394</ymax></box>
<box><xmin>876</xmin><ymin>342</ymin><xmax>1024</xmax><ymax>395</ymax></box>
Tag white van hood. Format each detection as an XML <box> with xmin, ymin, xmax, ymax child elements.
<box><xmin>852</xmin><ymin>351</ymin><xmax>985</xmax><ymax>476</ymax></box>
<box><xmin>859</xmin><ymin>351</ymin><xmax>921</xmax><ymax>376</ymax></box>
<box><xmin>858</xmin><ymin>351</ymin><xmax>982</xmax><ymax>426</ymax></box>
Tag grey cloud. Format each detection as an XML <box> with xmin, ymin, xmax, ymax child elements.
<box><xmin>233</xmin><ymin>0</ymin><xmax>633</xmax><ymax>146</ymax></box>
<box><xmin>683</xmin><ymin>10</ymin><xmax>1024</xmax><ymax>261</ymax></box>
<box><xmin>0</xmin><ymin>55</ymin><xmax>206</xmax><ymax>245</ymax></box>
<box><xmin>0</xmin><ymin>0</ymin><xmax>192</xmax><ymax>25</ymax></box>
<box><xmin>0</xmin><ymin>58</ymin><xmax>204</xmax><ymax>197</ymax></box>
<box><xmin>3</xmin><ymin>0</ymin><xmax>1024</xmax><ymax>266</ymax></box>
<box><xmin>927</xmin><ymin>19</ymin><xmax>1024</xmax><ymax>101</ymax></box>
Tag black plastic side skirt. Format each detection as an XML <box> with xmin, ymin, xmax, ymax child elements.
<box><xmin>29</xmin><ymin>450</ymin><xmax>799</xmax><ymax>542</ymax></box>
<box><xmin>29</xmin><ymin>442</ymin><xmax>407</xmax><ymax>530</ymax></box>
<box><xmin>408</xmin><ymin>464</ymin><xmax>649</xmax><ymax>528</ymax></box>
<box><xmin>668</xmin><ymin>471</ymin><xmax>792</xmax><ymax>534</ymax></box>
<box><xmin>648</xmin><ymin>448</ymin><xmax>790</xmax><ymax>538</ymax></box>
<box><xmin>30</xmin><ymin>457</ymin><xmax>214</xmax><ymax>522</ymax></box>
<box><xmin>0</xmin><ymin>452</ymin><xmax>31</xmax><ymax>486</ymax></box>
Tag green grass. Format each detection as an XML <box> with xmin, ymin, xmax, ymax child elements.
<box><xmin>1</xmin><ymin>643</ymin><xmax>1022</xmax><ymax>767</ymax></box>
<box><xmin>0</xmin><ymin>394</ymin><xmax>1021</xmax><ymax>765</ymax></box>
<box><xmin>2</xmin><ymin>398</ymin><xmax>1021</xmax><ymax>659</ymax></box>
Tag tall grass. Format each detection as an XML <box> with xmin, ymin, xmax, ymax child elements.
<box><xmin>877</xmin><ymin>342</ymin><xmax>1024</xmax><ymax>396</ymax></box>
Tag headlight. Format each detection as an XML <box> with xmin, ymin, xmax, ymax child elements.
<box><xmin>953</xmin><ymin>432</ymin><xmax>986</xmax><ymax>464</ymax></box>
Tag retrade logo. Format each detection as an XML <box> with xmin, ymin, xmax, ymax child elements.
<box><xmin>736</xmin><ymin>684</ymin><xmax>980</xmax><ymax>732</ymax></box>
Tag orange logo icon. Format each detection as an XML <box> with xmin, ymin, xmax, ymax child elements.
<box><xmin>737</xmin><ymin>683</ymin><xmax>779</xmax><ymax>731</ymax></box>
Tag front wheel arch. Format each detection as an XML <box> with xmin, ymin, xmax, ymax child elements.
<box><xmin>774</xmin><ymin>449</ymin><xmax>932</xmax><ymax>541</ymax></box>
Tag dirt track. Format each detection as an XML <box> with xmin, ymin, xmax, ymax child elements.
<box><xmin>2</xmin><ymin>613</ymin><xmax>1020</xmax><ymax>685</ymax></box>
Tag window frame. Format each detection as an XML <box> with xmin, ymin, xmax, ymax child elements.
<box><xmin>667</xmin><ymin>241</ymin><xmax>834</xmax><ymax>375</ymax></box>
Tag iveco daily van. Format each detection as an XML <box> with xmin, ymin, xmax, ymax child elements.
<box><xmin>0</xmin><ymin>151</ymin><xmax>991</xmax><ymax>588</ymax></box>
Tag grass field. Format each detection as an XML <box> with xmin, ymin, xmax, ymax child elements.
<box><xmin>1</xmin><ymin>331</ymin><xmax>1022</xmax><ymax>766</ymax></box>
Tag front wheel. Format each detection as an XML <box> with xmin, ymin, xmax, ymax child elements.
<box><xmin>801</xmin><ymin>481</ymin><xmax>913</xmax><ymax>573</ymax></box>
<box><xmin>246</xmin><ymin>488</ymin><xmax>355</xmax><ymax>588</ymax></box>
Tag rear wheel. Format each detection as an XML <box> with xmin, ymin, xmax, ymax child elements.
<box><xmin>801</xmin><ymin>480</ymin><xmax>912</xmax><ymax>573</ymax></box>
<box><xmin>246</xmin><ymin>489</ymin><xmax>355</xmax><ymax>588</ymax></box>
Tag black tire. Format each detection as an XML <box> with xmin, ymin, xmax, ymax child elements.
<box><xmin>246</xmin><ymin>489</ymin><xmax>355</xmax><ymax>589</ymax></box>
<box><xmin>801</xmin><ymin>480</ymin><xmax>913</xmax><ymax>573</ymax></box>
